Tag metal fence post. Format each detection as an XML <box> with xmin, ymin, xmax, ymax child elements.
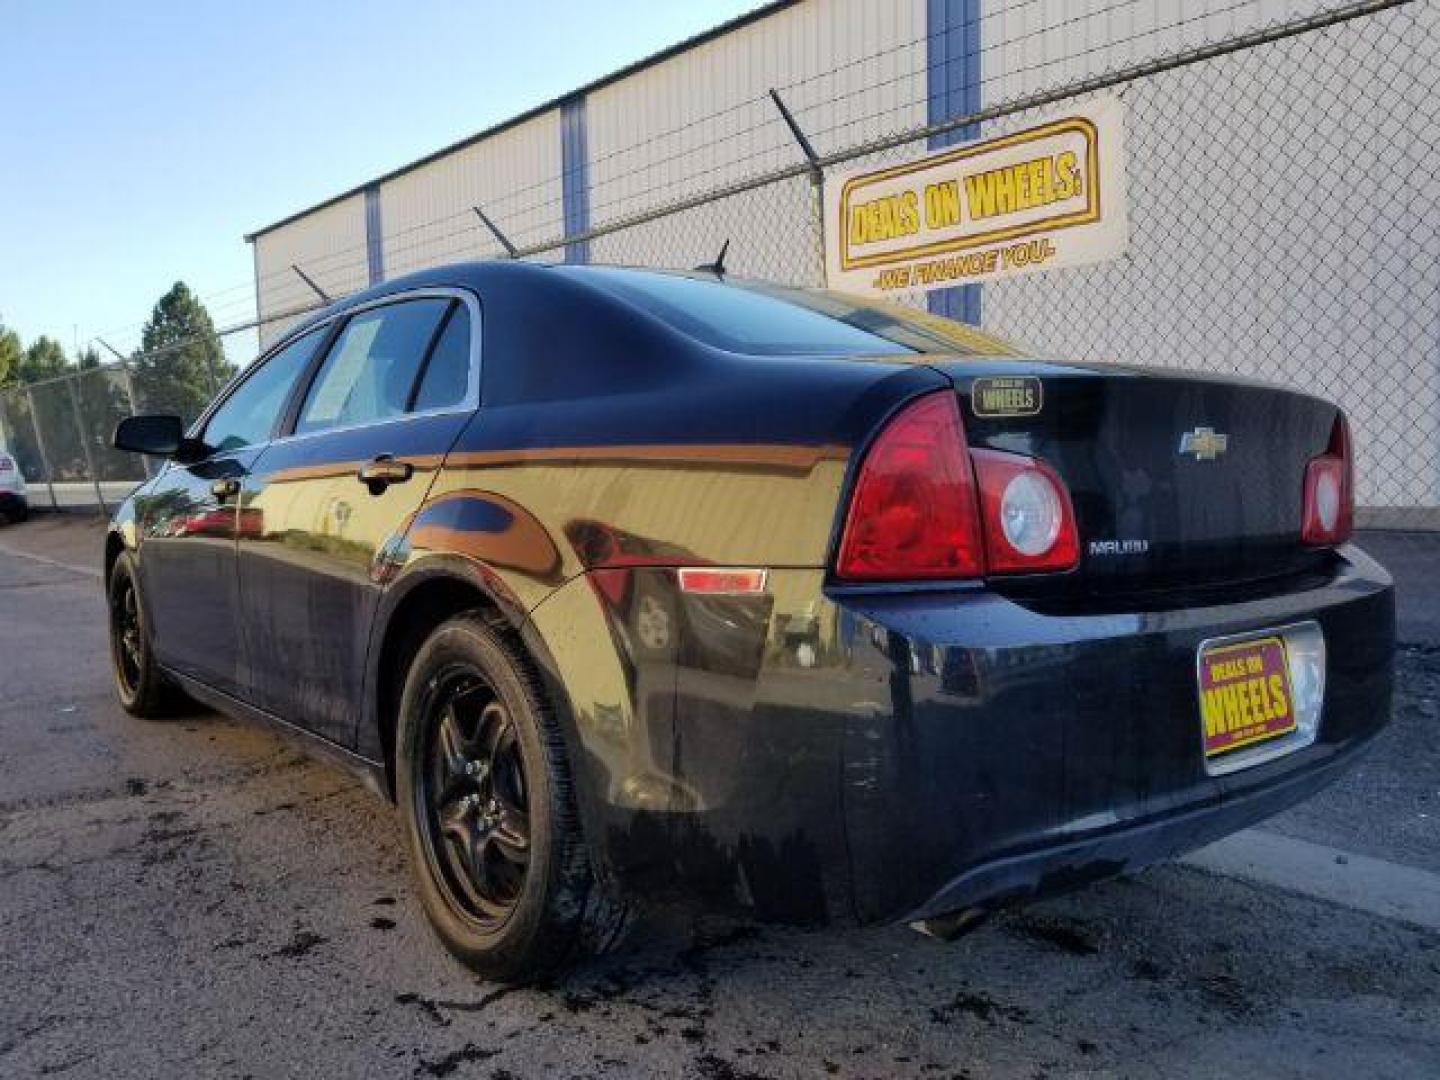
<box><xmin>205</xmin><ymin>348</ymin><xmax>222</xmax><ymax>397</ymax></box>
<box><xmin>65</xmin><ymin>374</ymin><xmax>106</xmax><ymax>514</ymax></box>
<box><xmin>23</xmin><ymin>386</ymin><xmax>59</xmax><ymax>511</ymax></box>
<box><xmin>768</xmin><ymin>88</ymin><xmax>827</xmax><ymax>285</ymax></box>
<box><xmin>473</xmin><ymin>205</ymin><xmax>520</xmax><ymax>258</ymax></box>
<box><xmin>116</xmin><ymin>359</ymin><xmax>152</xmax><ymax>480</ymax></box>
<box><xmin>809</xmin><ymin>169</ymin><xmax>827</xmax><ymax>286</ymax></box>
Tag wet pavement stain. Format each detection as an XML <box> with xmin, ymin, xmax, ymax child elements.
<box><xmin>930</xmin><ymin>989</ymin><xmax>1032</xmax><ymax>1027</ymax></box>
<box><xmin>693</xmin><ymin>1052</ymin><xmax>770</xmax><ymax>1080</ymax></box>
<box><xmin>273</xmin><ymin>929</ymin><xmax>328</xmax><ymax>960</ymax></box>
<box><xmin>413</xmin><ymin>1042</ymin><xmax>500</xmax><ymax>1077</ymax></box>
<box><xmin>1004</xmin><ymin>913</ymin><xmax>1102</xmax><ymax>956</ymax></box>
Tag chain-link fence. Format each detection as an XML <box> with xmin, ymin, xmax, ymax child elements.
<box><xmin>0</xmin><ymin>311</ymin><xmax>301</xmax><ymax>513</ymax></box>
<box><xmin>1</xmin><ymin>0</ymin><xmax>1434</xmax><ymax>530</ymax></box>
<box><xmin>0</xmin><ymin>345</ymin><xmax>242</xmax><ymax>513</ymax></box>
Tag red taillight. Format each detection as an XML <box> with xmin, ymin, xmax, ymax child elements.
<box><xmin>1301</xmin><ymin>415</ymin><xmax>1353</xmax><ymax>546</ymax></box>
<box><xmin>835</xmin><ymin>392</ymin><xmax>1079</xmax><ymax>581</ymax></box>
<box><xmin>836</xmin><ymin>393</ymin><xmax>984</xmax><ymax>580</ymax></box>
<box><xmin>971</xmin><ymin>449</ymin><xmax>1080</xmax><ymax>574</ymax></box>
<box><xmin>0</xmin><ymin>456</ymin><xmax>13</xmax><ymax>473</ymax></box>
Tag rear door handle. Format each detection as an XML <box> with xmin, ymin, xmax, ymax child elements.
<box><xmin>211</xmin><ymin>478</ymin><xmax>241</xmax><ymax>501</ymax></box>
<box><xmin>358</xmin><ymin>454</ymin><xmax>414</xmax><ymax>494</ymax></box>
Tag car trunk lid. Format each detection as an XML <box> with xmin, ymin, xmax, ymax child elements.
<box><xmin>928</xmin><ymin>359</ymin><xmax>1341</xmax><ymax>593</ymax></box>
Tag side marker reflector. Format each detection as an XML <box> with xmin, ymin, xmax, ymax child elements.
<box><xmin>677</xmin><ymin>567</ymin><xmax>769</xmax><ymax>595</ymax></box>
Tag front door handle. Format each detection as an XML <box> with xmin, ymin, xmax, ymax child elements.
<box><xmin>211</xmin><ymin>478</ymin><xmax>241</xmax><ymax>501</ymax></box>
<box><xmin>358</xmin><ymin>454</ymin><xmax>414</xmax><ymax>494</ymax></box>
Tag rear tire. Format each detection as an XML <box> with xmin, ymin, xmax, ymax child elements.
<box><xmin>107</xmin><ymin>551</ymin><xmax>183</xmax><ymax>718</ymax></box>
<box><xmin>396</xmin><ymin>613</ymin><xmax>627</xmax><ymax>982</ymax></box>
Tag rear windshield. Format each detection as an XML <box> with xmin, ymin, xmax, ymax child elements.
<box><xmin>566</xmin><ymin>267</ymin><xmax>1019</xmax><ymax>358</ymax></box>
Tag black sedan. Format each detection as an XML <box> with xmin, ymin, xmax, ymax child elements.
<box><xmin>106</xmin><ymin>262</ymin><xmax>1394</xmax><ymax>980</ymax></box>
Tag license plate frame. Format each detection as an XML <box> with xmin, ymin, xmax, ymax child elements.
<box><xmin>1195</xmin><ymin>622</ymin><xmax>1324</xmax><ymax>776</ymax></box>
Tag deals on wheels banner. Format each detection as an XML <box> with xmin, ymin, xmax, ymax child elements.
<box><xmin>825</xmin><ymin>96</ymin><xmax>1128</xmax><ymax>297</ymax></box>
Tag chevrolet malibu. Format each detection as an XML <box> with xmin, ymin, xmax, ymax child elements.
<box><xmin>105</xmin><ymin>262</ymin><xmax>1394</xmax><ymax>980</ymax></box>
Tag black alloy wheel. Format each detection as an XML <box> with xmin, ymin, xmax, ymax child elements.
<box><xmin>395</xmin><ymin>614</ymin><xmax>628</xmax><ymax>980</ymax></box>
<box><xmin>111</xmin><ymin>572</ymin><xmax>144</xmax><ymax>698</ymax></box>
<box><xmin>106</xmin><ymin>551</ymin><xmax>182</xmax><ymax>718</ymax></box>
<box><xmin>417</xmin><ymin>671</ymin><xmax>532</xmax><ymax>926</ymax></box>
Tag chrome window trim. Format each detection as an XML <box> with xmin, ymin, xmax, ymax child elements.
<box><xmin>191</xmin><ymin>286</ymin><xmax>482</xmax><ymax>448</ymax></box>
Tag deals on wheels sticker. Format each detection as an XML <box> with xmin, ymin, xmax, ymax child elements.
<box><xmin>1198</xmin><ymin>636</ymin><xmax>1297</xmax><ymax>757</ymax></box>
<box><xmin>824</xmin><ymin>97</ymin><xmax>1128</xmax><ymax>297</ymax></box>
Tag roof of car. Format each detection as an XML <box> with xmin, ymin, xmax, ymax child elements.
<box><xmin>267</xmin><ymin>262</ymin><xmax>718</xmax><ymax>406</ymax></box>
<box><xmin>275</xmin><ymin>262</ymin><xmax>704</xmax><ymax>343</ymax></box>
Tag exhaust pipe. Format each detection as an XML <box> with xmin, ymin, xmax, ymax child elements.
<box><xmin>910</xmin><ymin>907</ymin><xmax>990</xmax><ymax>942</ymax></box>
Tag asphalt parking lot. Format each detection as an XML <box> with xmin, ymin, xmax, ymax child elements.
<box><xmin>1</xmin><ymin>515</ymin><xmax>1437</xmax><ymax>1079</ymax></box>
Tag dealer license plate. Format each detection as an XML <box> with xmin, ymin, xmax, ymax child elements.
<box><xmin>1197</xmin><ymin>634</ymin><xmax>1297</xmax><ymax>758</ymax></box>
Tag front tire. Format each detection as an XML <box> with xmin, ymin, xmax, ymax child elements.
<box><xmin>107</xmin><ymin>551</ymin><xmax>182</xmax><ymax>718</ymax></box>
<box><xmin>396</xmin><ymin>613</ymin><xmax>626</xmax><ymax>981</ymax></box>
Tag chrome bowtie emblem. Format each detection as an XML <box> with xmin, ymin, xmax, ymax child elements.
<box><xmin>1179</xmin><ymin>426</ymin><xmax>1229</xmax><ymax>461</ymax></box>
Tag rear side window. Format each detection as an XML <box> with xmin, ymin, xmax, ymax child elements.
<box><xmin>296</xmin><ymin>298</ymin><xmax>450</xmax><ymax>435</ymax></box>
<box><xmin>412</xmin><ymin>306</ymin><xmax>472</xmax><ymax>412</ymax></box>
<box><xmin>203</xmin><ymin>328</ymin><xmax>326</xmax><ymax>453</ymax></box>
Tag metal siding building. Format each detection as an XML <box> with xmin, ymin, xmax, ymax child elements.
<box><xmin>252</xmin><ymin>192</ymin><xmax>369</xmax><ymax>344</ymax></box>
<box><xmin>380</xmin><ymin>113</ymin><xmax>565</xmax><ymax>279</ymax></box>
<box><xmin>247</xmin><ymin>0</ymin><xmax>1439</xmax><ymax>513</ymax></box>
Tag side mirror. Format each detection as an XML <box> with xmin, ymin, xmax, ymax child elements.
<box><xmin>113</xmin><ymin>415</ymin><xmax>186</xmax><ymax>457</ymax></box>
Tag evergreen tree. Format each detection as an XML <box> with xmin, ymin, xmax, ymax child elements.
<box><xmin>131</xmin><ymin>282</ymin><xmax>234</xmax><ymax>423</ymax></box>
<box><xmin>0</xmin><ymin>326</ymin><xmax>21</xmax><ymax>387</ymax></box>
<box><xmin>18</xmin><ymin>336</ymin><xmax>68</xmax><ymax>384</ymax></box>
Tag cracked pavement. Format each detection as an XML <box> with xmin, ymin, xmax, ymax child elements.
<box><xmin>1</xmin><ymin>516</ymin><xmax>1437</xmax><ymax>1079</ymax></box>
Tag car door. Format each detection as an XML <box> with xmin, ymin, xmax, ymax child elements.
<box><xmin>237</xmin><ymin>290</ymin><xmax>479</xmax><ymax>745</ymax></box>
<box><xmin>137</xmin><ymin>327</ymin><xmax>329</xmax><ymax>697</ymax></box>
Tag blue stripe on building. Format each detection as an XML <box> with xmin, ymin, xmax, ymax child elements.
<box><xmin>926</xmin><ymin>0</ymin><xmax>982</xmax><ymax>325</ymax></box>
<box><xmin>364</xmin><ymin>184</ymin><xmax>384</xmax><ymax>285</ymax></box>
<box><xmin>560</xmin><ymin>97</ymin><xmax>591</xmax><ymax>264</ymax></box>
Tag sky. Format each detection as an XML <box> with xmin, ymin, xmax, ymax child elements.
<box><xmin>0</xmin><ymin>0</ymin><xmax>761</xmax><ymax>362</ymax></box>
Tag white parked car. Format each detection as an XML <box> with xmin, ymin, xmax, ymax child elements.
<box><xmin>0</xmin><ymin>449</ymin><xmax>28</xmax><ymax>522</ymax></box>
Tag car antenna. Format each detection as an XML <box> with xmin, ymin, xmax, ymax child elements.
<box><xmin>694</xmin><ymin>239</ymin><xmax>730</xmax><ymax>279</ymax></box>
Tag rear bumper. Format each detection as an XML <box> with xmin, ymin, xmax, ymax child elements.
<box><xmin>550</xmin><ymin>545</ymin><xmax>1393</xmax><ymax>926</ymax></box>
<box><xmin>831</xmin><ymin>543</ymin><xmax>1394</xmax><ymax>923</ymax></box>
<box><xmin>905</xmin><ymin>729</ymin><xmax>1371</xmax><ymax>922</ymax></box>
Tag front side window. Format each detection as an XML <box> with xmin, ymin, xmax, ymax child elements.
<box><xmin>296</xmin><ymin>299</ymin><xmax>450</xmax><ymax>435</ymax></box>
<box><xmin>202</xmin><ymin>328</ymin><xmax>326</xmax><ymax>453</ymax></box>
